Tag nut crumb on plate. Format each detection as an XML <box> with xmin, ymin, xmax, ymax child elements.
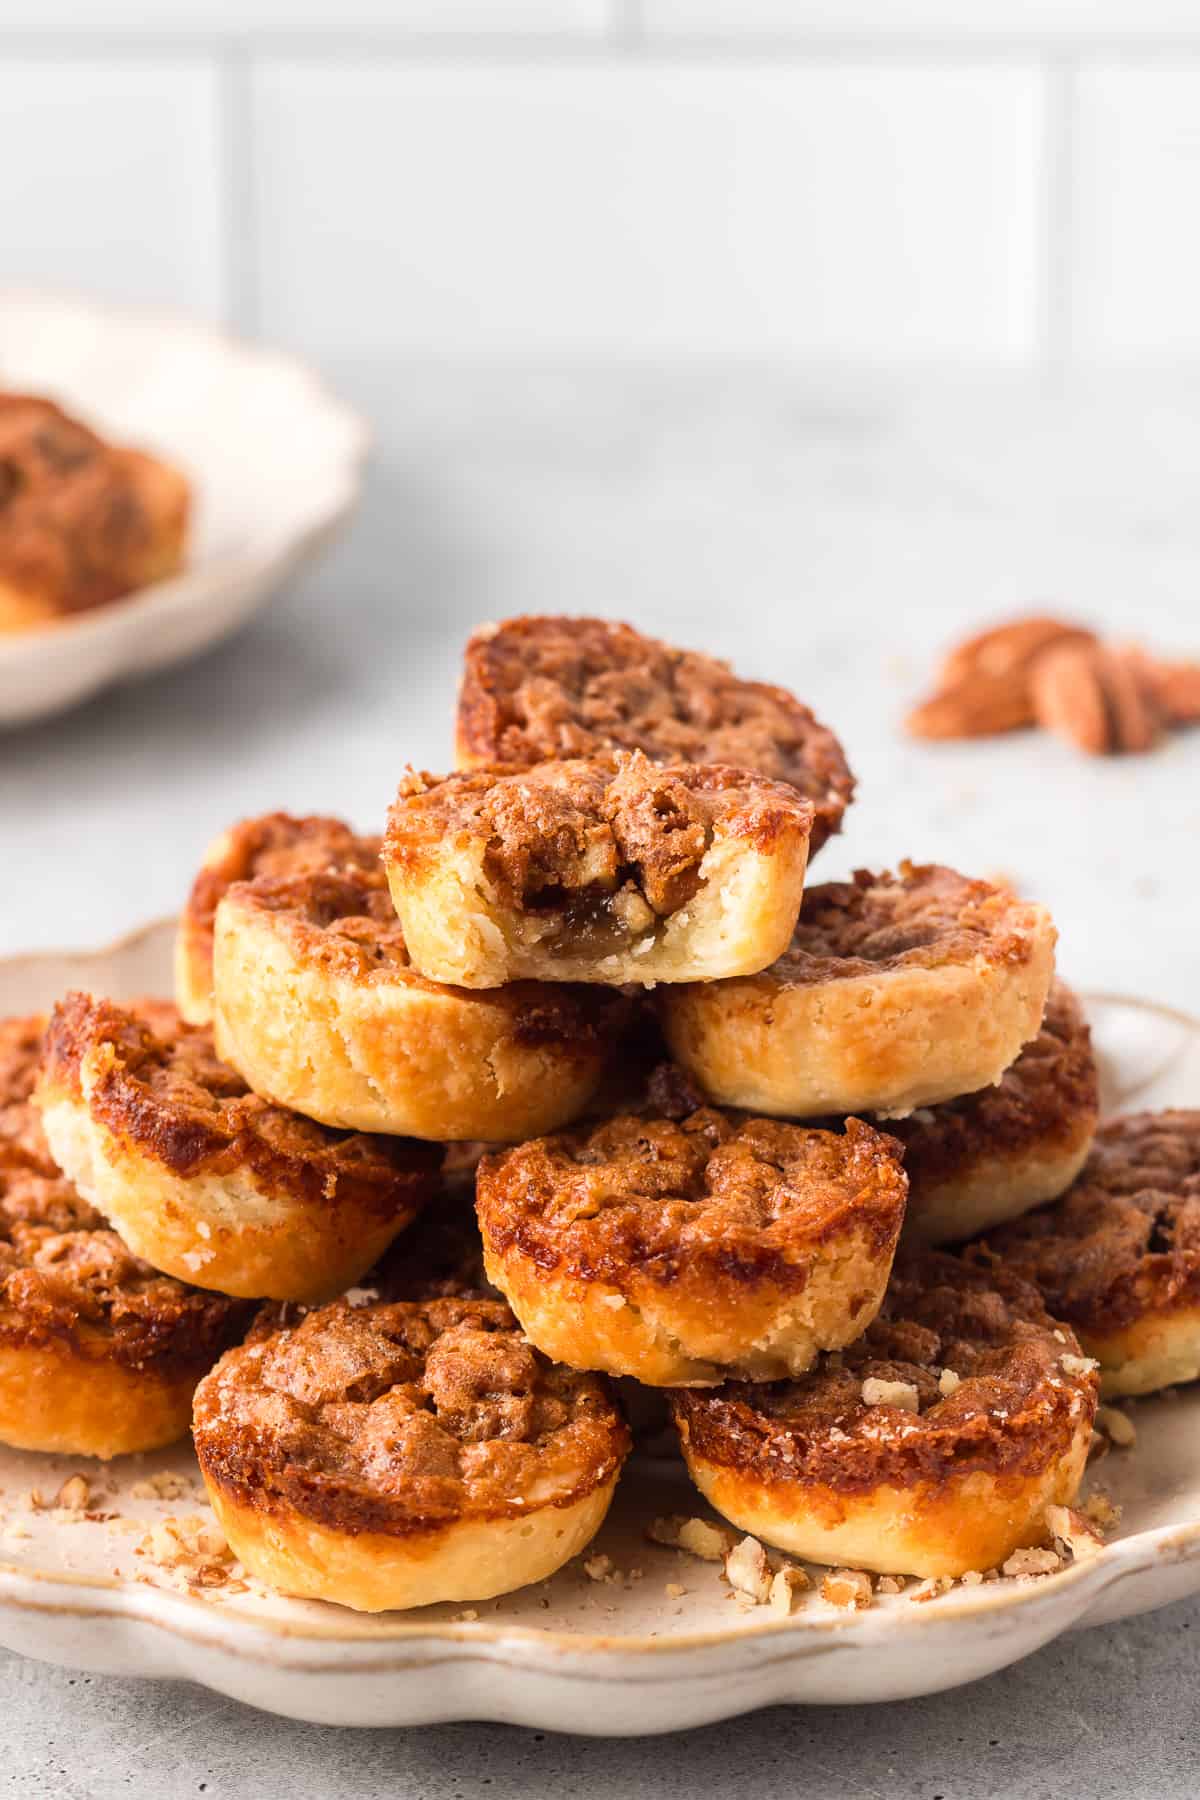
<box><xmin>724</xmin><ymin>1535</ymin><xmax>772</xmax><ymax>1604</ymax></box>
<box><xmin>1096</xmin><ymin>1405</ymin><xmax>1136</xmax><ymax>1447</ymax></box>
<box><xmin>1001</xmin><ymin>1545</ymin><xmax>1063</xmax><ymax>1579</ymax></box>
<box><xmin>769</xmin><ymin>1567</ymin><xmax>809</xmax><ymax>1617</ymax></box>
<box><xmin>822</xmin><ymin>1568</ymin><xmax>873</xmax><ymax>1610</ymax></box>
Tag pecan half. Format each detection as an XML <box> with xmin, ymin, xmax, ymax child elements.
<box><xmin>939</xmin><ymin>615</ymin><xmax>1098</xmax><ymax>690</ymax></box>
<box><xmin>1126</xmin><ymin>651</ymin><xmax>1200</xmax><ymax>727</ymax></box>
<box><xmin>1031</xmin><ymin>643</ymin><xmax>1163</xmax><ymax>756</ymax></box>
<box><xmin>906</xmin><ymin>615</ymin><xmax>1097</xmax><ymax>741</ymax></box>
<box><xmin>905</xmin><ymin>670</ymin><xmax>1034</xmax><ymax>740</ymax></box>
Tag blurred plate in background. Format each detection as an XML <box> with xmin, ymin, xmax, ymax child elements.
<box><xmin>0</xmin><ymin>291</ymin><xmax>367</xmax><ymax>726</ymax></box>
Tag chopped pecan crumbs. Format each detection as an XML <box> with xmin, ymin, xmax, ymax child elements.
<box><xmin>875</xmin><ymin>1575</ymin><xmax>906</xmax><ymax>1596</ymax></box>
<box><xmin>53</xmin><ymin>1474</ymin><xmax>90</xmax><ymax>1513</ymax></box>
<box><xmin>1045</xmin><ymin>1504</ymin><xmax>1105</xmax><ymax>1562</ymax></box>
<box><xmin>769</xmin><ymin>1567</ymin><xmax>810</xmax><ymax>1617</ymax></box>
<box><xmin>583</xmin><ymin>1553</ymin><xmax>614</xmax><ymax>1583</ymax></box>
<box><xmin>138</xmin><ymin>1514</ymin><xmax>232</xmax><ymax>1574</ymax></box>
<box><xmin>724</xmin><ymin>1535</ymin><xmax>772</xmax><ymax>1604</ymax></box>
<box><xmin>907</xmin><ymin>612</ymin><xmax>1200</xmax><ymax>759</ymax></box>
<box><xmin>1095</xmin><ymin>1404</ymin><xmax>1136</xmax><ymax>1448</ymax></box>
<box><xmin>1082</xmin><ymin>1490</ymin><xmax>1122</xmax><ymax>1533</ymax></box>
<box><xmin>959</xmin><ymin>1570</ymin><xmax>984</xmax><ymax>1587</ymax></box>
<box><xmin>911</xmin><ymin>1575</ymin><xmax>957</xmax><ymax>1602</ymax></box>
<box><xmin>647</xmin><ymin>1514</ymin><xmax>734</xmax><ymax>1562</ymax></box>
<box><xmin>664</xmin><ymin>1581</ymin><xmax>688</xmax><ymax>1600</ymax></box>
<box><xmin>1060</xmin><ymin>1354</ymin><xmax>1099</xmax><ymax>1379</ymax></box>
<box><xmin>822</xmin><ymin>1568</ymin><xmax>874</xmax><ymax>1610</ymax></box>
<box><xmin>861</xmin><ymin>1376</ymin><xmax>920</xmax><ymax>1412</ymax></box>
<box><xmin>1001</xmin><ymin>1545</ymin><xmax>1063</xmax><ymax>1579</ymax></box>
<box><xmin>129</xmin><ymin>1471</ymin><xmax>194</xmax><ymax>1502</ymax></box>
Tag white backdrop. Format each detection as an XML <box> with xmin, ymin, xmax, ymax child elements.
<box><xmin>4</xmin><ymin>2</ymin><xmax>1200</xmax><ymax>367</ymax></box>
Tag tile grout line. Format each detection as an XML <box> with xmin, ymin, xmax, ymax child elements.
<box><xmin>4</xmin><ymin>32</ymin><xmax>1200</xmax><ymax>62</ymax></box>
<box><xmin>1040</xmin><ymin>53</ymin><xmax>1079</xmax><ymax>385</ymax></box>
<box><xmin>219</xmin><ymin>44</ymin><xmax>260</xmax><ymax>337</ymax></box>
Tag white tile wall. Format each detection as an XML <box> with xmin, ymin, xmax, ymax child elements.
<box><xmin>641</xmin><ymin>2</ymin><xmax>1200</xmax><ymax>42</ymax></box>
<box><xmin>1072</xmin><ymin>65</ymin><xmax>1200</xmax><ymax>360</ymax></box>
<box><xmin>1</xmin><ymin>0</ymin><xmax>610</xmax><ymax>35</ymax></box>
<box><xmin>252</xmin><ymin>62</ymin><xmax>1042</xmax><ymax>360</ymax></box>
<box><xmin>0</xmin><ymin>61</ymin><xmax>226</xmax><ymax>319</ymax></box>
<box><xmin>0</xmin><ymin>9</ymin><xmax>1198</xmax><ymax>366</ymax></box>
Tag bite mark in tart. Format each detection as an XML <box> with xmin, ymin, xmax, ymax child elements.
<box><xmin>176</xmin><ymin>811</ymin><xmax>380</xmax><ymax>1025</ymax></box>
<box><xmin>456</xmin><ymin>614</ymin><xmax>855</xmax><ymax>855</ymax></box>
<box><xmin>193</xmin><ymin>1295</ymin><xmax>630</xmax><ymax>1612</ymax></box>
<box><xmin>36</xmin><ymin>993</ymin><xmax>440</xmax><ymax>1303</ymax></box>
<box><xmin>0</xmin><ymin>393</ymin><xmax>188</xmax><ymax>631</ymax></box>
<box><xmin>659</xmin><ymin>863</ymin><xmax>1056</xmax><ymax>1119</ymax></box>
<box><xmin>975</xmin><ymin>1110</ymin><xmax>1200</xmax><ymax>1397</ymax></box>
<box><xmin>669</xmin><ymin>1252</ymin><xmax>1098</xmax><ymax>1578</ymax></box>
<box><xmin>384</xmin><ymin>752</ymin><xmax>813</xmax><ymax>988</ymax></box>
<box><xmin>211</xmin><ymin>865</ymin><xmax>629</xmax><ymax>1141</ymax></box>
<box><xmin>894</xmin><ymin>982</ymin><xmax>1099</xmax><ymax>1245</ymax></box>
<box><xmin>476</xmin><ymin>1101</ymin><xmax>908</xmax><ymax>1386</ymax></box>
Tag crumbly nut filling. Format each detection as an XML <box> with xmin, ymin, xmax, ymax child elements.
<box><xmin>0</xmin><ymin>1053</ymin><xmax>248</xmax><ymax>1370</ymax></box>
<box><xmin>184</xmin><ymin>814</ymin><xmax>378</xmax><ymax>956</ymax></box>
<box><xmin>980</xmin><ymin>1110</ymin><xmax>1200</xmax><ymax>1336</ymax></box>
<box><xmin>479</xmin><ymin>1109</ymin><xmax>905</xmax><ymax>1295</ymax></box>
<box><xmin>456</xmin><ymin>614</ymin><xmax>854</xmax><ymax>850</ymax></box>
<box><xmin>770</xmin><ymin>863</ymin><xmax>1045</xmax><ymax>989</ymax></box>
<box><xmin>670</xmin><ymin>1251</ymin><xmax>1098</xmax><ymax>1496</ymax></box>
<box><xmin>194</xmin><ymin>1296</ymin><xmax>628</xmax><ymax>1532</ymax></box>
<box><xmin>40</xmin><ymin>991</ymin><xmax>439</xmax><ymax>1206</ymax></box>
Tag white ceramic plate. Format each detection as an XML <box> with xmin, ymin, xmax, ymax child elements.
<box><xmin>1</xmin><ymin>922</ymin><xmax>1198</xmax><ymax>1733</ymax></box>
<box><xmin>0</xmin><ymin>292</ymin><xmax>367</xmax><ymax>726</ymax></box>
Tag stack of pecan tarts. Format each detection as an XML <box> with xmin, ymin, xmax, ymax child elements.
<box><xmin>14</xmin><ymin>615</ymin><xmax>1191</xmax><ymax>1612</ymax></box>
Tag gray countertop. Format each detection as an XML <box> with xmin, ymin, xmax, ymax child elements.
<box><xmin>2</xmin><ymin>364</ymin><xmax>1199</xmax><ymax>1793</ymax></box>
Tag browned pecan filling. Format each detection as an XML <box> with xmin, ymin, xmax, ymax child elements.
<box><xmin>479</xmin><ymin>1108</ymin><xmax>906</xmax><ymax>1283</ymax></box>
<box><xmin>978</xmin><ymin>1112</ymin><xmax>1200</xmax><ymax>1332</ymax></box>
<box><xmin>0</xmin><ymin>1014</ymin><xmax>55</xmax><ymax>1171</ymax></box>
<box><xmin>183</xmin><ymin>814</ymin><xmax>380</xmax><ymax>971</ymax></box>
<box><xmin>42</xmin><ymin>992</ymin><xmax>440</xmax><ymax>1204</ymax></box>
<box><xmin>195</xmin><ymin>1296</ymin><xmax>628</xmax><ymax>1530</ymax></box>
<box><xmin>0</xmin><ymin>1161</ymin><xmax>247</xmax><ymax>1367</ymax></box>
<box><xmin>457</xmin><ymin>615</ymin><xmax>853</xmax><ymax>850</ymax></box>
<box><xmin>773</xmin><ymin>864</ymin><xmax>1037</xmax><ymax>987</ymax></box>
<box><xmin>672</xmin><ymin>1253</ymin><xmax>1096</xmax><ymax>1491</ymax></box>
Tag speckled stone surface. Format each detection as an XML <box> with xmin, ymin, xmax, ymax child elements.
<box><xmin>2</xmin><ymin>365</ymin><xmax>1199</xmax><ymax>1786</ymax></box>
<box><xmin>2</xmin><ymin>1598</ymin><xmax>1197</xmax><ymax>1796</ymax></box>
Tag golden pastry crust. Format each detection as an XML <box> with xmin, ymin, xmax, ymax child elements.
<box><xmin>976</xmin><ymin>1111</ymin><xmax>1200</xmax><ymax>1397</ymax></box>
<box><xmin>37</xmin><ymin>993</ymin><xmax>439</xmax><ymax>1302</ymax></box>
<box><xmin>0</xmin><ymin>1157</ymin><xmax>248</xmax><ymax>1458</ymax></box>
<box><xmin>176</xmin><ymin>812</ymin><xmax>380</xmax><ymax>1024</ymax></box>
<box><xmin>477</xmin><ymin>1106</ymin><xmax>908</xmax><ymax>1385</ymax></box>
<box><xmin>385</xmin><ymin>752</ymin><xmax>813</xmax><ymax>988</ymax></box>
<box><xmin>895</xmin><ymin>983</ymin><xmax>1099</xmax><ymax>1244</ymax></box>
<box><xmin>212</xmin><ymin>865</ymin><xmax>628</xmax><ymax>1140</ymax></box>
<box><xmin>670</xmin><ymin>1252</ymin><xmax>1098</xmax><ymax>1577</ymax></box>
<box><xmin>456</xmin><ymin>615</ymin><xmax>854</xmax><ymax>854</ymax></box>
<box><xmin>0</xmin><ymin>393</ymin><xmax>188</xmax><ymax>630</ymax></box>
<box><xmin>194</xmin><ymin>1294</ymin><xmax>630</xmax><ymax>1611</ymax></box>
<box><xmin>659</xmin><ymin>863</ymin><xmax>1056</xmax><ymax>1118</ymax></box>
